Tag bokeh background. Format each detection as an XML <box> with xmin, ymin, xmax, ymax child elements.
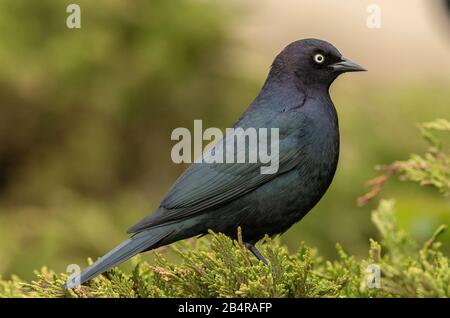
<box><xmin>0</xmin><ymin>0</ymin><xmax>449</xmax><ymax>280</ymax></box>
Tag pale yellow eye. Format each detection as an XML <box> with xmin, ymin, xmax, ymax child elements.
<box><xmin>313</xmin><ymin>53</ymin><xmax>325</xmax><ymax>64</ymax></box>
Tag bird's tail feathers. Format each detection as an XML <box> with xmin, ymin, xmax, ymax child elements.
<box><xmin>64</xmin><ymin>227</ymin><xmax>173</xmax><ymax>288</ymax></box>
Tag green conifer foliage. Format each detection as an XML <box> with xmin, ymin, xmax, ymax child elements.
<box><xmin>1</xmin><ymin>120</ymin><xmax>449</xmax><ymax>298</ymax></box>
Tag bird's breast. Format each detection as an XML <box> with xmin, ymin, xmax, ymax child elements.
<box><xmin>304</xmin><ymin>98</ymin><xmax>339</xmax><ymax>170</ymax></box>
<box><xmin>290</xmin><ymin>98</ymin><xmax>340</xmax><ymax>204</ymax></box>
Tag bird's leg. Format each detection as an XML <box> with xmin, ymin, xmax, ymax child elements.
<box><xmin>244</xmin><ymin>242</ymin><xmax>269</xmax><ymax>266</ymax></box>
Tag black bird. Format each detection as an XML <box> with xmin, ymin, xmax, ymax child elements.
<box><xmin>66</xmin><ymin>39</ymin><xmax>365</xmax><ymax>288</ymax></box>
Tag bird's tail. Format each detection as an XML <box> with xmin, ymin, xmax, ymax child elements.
<box><xmin>64</xmin><ymin>226</ymin><xmax>173</xmax><ymax>288</ymax></box>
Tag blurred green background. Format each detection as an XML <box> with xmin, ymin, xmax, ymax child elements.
<box><xmin>0</xmin><ymin>0</ymin><xmax>449</xmax><ymax>280</ymax></box>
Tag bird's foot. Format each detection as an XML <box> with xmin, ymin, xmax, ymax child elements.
<box><xmin>244</xmin><ymin>242</ymin><xmax>269</xmax><ymax>266</ymax></box>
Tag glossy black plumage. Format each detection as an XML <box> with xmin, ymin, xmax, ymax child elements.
<box><xmin>66</xmin><ymin>39</ymin><xmax>365</xmax><ymax>288</ymax></box>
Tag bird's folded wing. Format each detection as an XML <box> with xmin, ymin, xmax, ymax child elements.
<box><xmin>128</xmin><ymin>113</ymin><xmax>308</xmax><ymax>233</ymax></box>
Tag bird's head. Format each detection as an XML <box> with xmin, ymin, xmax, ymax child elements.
<box><xmin>270</xmin><ymin>38</ymin><xmax>366</xmax><ymax>88</ymax></box>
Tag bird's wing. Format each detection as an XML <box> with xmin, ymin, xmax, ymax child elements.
<box><xmin>128</xmin><ymin>111</ymin><xmax>308</xmax><ymax>233</ymax></box>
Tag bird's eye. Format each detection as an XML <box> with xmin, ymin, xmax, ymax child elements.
<box><xmin>313</xmin><ymin>53</ymin><xmax>325</xmax><ymax>64</ymax></box>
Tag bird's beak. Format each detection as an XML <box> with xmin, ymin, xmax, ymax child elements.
<box><xmin>331</xmin><ymin>57</ymin><xmax>367</xmax><ymax>73</ymax></box>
